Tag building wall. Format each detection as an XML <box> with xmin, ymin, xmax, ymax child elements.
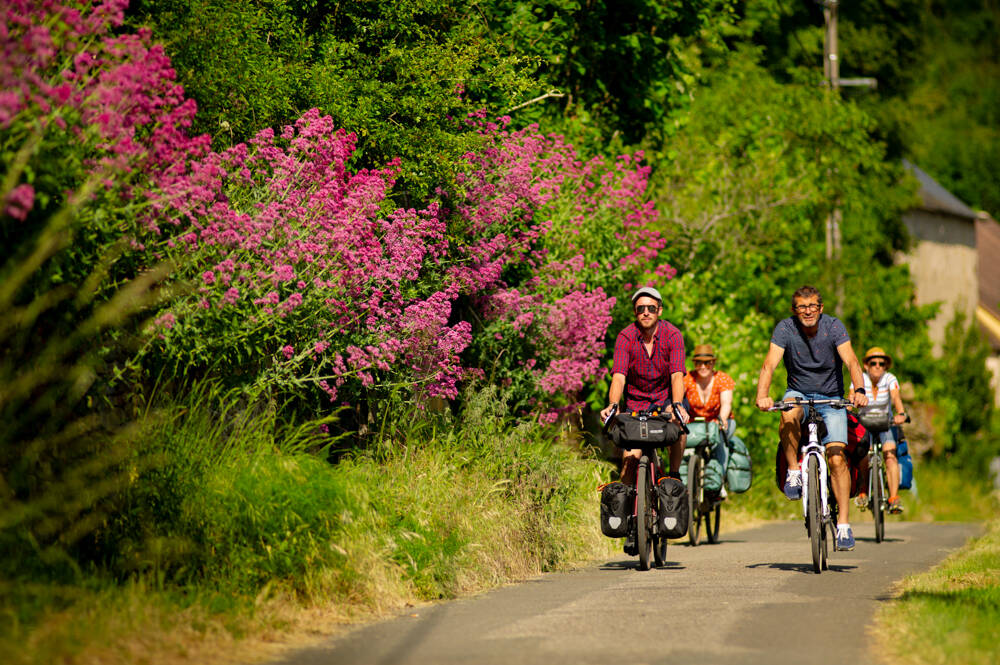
<box><xmin>899</xmin><ymin>209</ymin><xmax>978</xmax><ymax>353</ymax></box>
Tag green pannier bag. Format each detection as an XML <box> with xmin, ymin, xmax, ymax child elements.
<box><xmin>685</xmin><ymin>420</ymin><xmax>723</xmax><ymax>449</ymax></box>
<box><xmin>725</xmin><ymin>434</ymin><xmax>753</xmax><ymax>493</ymax></box>
<box><xmin>678</xmin><ymin>455</ymin><xmax>725</xmax><ymax>492</ymax></box>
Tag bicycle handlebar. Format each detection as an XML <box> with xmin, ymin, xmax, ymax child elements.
<box><xmin>765</xmin><ymin>397</ymin><xmax>854</xmax><ymax>412</ymax></box>
<box><xmin>601</xmin><ymin>401</ymin><xmax>690</xmax><ymax>435</ymax></box>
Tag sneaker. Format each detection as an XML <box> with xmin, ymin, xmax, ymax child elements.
<box><xmin>719</xmin><ymin>486</ymin><xmax>728</xmax><ymax>501</ymax></box>
<box><xmin>888</xmin><ymin>496</ymin><xmax>904</xmax><ymax>514</ymax></box>
<box><xmin>836</xmin><ymin>525</ymin><xmax>855</xmax><ymax>551</ymax></box>
<box><xmin>854</xmin><ymin>492</ymin><xmax>869</xmax><ymax>511</ymax></box>
<box><xmin>783</xmin><ymin>470</ymin><xmax>802</xmax><ymax>500</ymax></box>
<box><xmin>624</xmin><ymin>531</ymin><xmax>637</xmax><ymax>556</ymax></box>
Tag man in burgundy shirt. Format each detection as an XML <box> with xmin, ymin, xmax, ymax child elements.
<box><xmin>600</xmin><ymin>286</ymin><xmax>689</xmax><ymax>485</ymax></box>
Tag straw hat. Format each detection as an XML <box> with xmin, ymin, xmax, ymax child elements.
<box><xmin>863</xmin><ymin>346</ymin><xmax>892</xmax><ymax>368</ymax></box>
<box><xmin>691</xmin><ymin>344</ymin><xmax>716</xmax><ymax>361</ymax></box>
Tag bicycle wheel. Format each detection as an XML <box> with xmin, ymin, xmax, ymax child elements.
<box><xmin>653</xmin><ymin>533</ymin><xmax>668</xmax><ymax>567</ymax></box>
<box><xmin>687</xmin><ymin>455</ymin><xmax>703</xmax><ymax>546</ymax></box>
<box><xmin>873</xmin><ymin>451</ymin><xmax>885</xmax><ymax>543</ymax></box>
<box><xmin>807</xmin><ymin>456</ymin><xmax>822</xmax><ymax>574</ymax></box>
<box><xmin>822</xmin><ymin>520</ymin><xmax>833</xmax><ymax>570</ymax></box>
<box><xmin>637</xmin><ymin>456</ymin><xmax>652</xmax><ymax>570</ymax></box>
<box><xmin>706</xmin><ymin>503</ymin><xmax>721</xmax><ymax>544</ymax></box>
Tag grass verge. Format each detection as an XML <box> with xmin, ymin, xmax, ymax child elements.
<box><xmin>873</xmin><ymin>511</ymin><xmax>1000</xmax><ymax>665</ymax></box>
<box><xmin>1</xmin><ymin>387</ymin><xmax>617</xmax><ymax>665</ymax></box>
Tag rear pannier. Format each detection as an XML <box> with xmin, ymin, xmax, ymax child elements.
<box><xmin>655</xmin><ymin>477</ymin><xmax>689</xmax><ymax>539</ymax></box>
<box><xmin>599</xmin><ymin>482</ymin><xmax>634</xmax><ymax>538</ymax></box>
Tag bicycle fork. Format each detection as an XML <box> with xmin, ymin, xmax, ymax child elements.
<box><xmin>800</xmin><ymin>425</ymin><xmax>831</xmax><ymax>524</ymax></box>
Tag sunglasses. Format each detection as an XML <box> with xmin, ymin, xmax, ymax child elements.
<box><xmin>868</xmin><ymin>360</ymin><xmax>887</xmax><ymax>367</ymax></box>
<box><xmin>694</xmin><ymin>360</ymin><xmax>715</xmax><ymax>367</ymax></box>
<box><xmin>794</xmin><ymin>303</ymin><xmax>821</xmax><ymax>313</ymax></box>
<box><xmin>635</xmin><ymin>304</ymin><xmax>659</xmax><ymax>314</ymax></box>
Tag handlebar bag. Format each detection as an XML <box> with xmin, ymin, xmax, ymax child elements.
<box><xmin>599</xmin><ymin>482</ymin><xmax>634</xmax><ymax>538</ymax></box>
<box><xmin>610</xmin><ymin>413</ymin><xmax>681</xmax><ymax>448</ymax></box>
<box><xmin>684</xmin><ymin>420</ymin><xmax>722</xmax><ymax>449</ymax></box>
<box><xmin>656</xmin><ymin>477</ymin><xmax>689</xmax><ymax>539</ymax></box>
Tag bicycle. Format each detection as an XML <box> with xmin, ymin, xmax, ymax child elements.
<box><xmin>857</xmin><ymin>412</ymin><xmax>910</xmax><ymax>543</ymax></box>
<box><xmin>766</xmin><ymin>396</ymin><xmax>854</xmax><ymax>573</ymax></box>
<box><xmin>603</xmin><ymin>402</ymin><xmax>689</xmax><ymax>570</ymax></box>
<box><xmin>683</xmin><ymin>417</ymin><xmax>726</xmax><ymax>546</ymax></box>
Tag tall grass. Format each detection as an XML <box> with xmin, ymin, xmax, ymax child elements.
<box><xmin>2</xmin><ymin>384</ymin><xmax>615</xmax><ymax>664</ymax></box>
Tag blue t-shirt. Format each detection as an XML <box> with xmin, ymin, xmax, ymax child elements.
<box><xmin>770</xmin><ymin>314</ymin><xmax>850</xmax><ymax>396</ymax></box>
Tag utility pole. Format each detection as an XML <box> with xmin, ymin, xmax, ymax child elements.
<box><xmin>819</xmin><ymin>0</ymin><xmax>877</xmax><ymax>268</ymax></box>
<box><xmin>822</xmin><ymin>0</ymin><xmax>840</xmax><ymax>265</ymax></box>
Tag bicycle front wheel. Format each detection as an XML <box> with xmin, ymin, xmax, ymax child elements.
<box><xmin>706</xmin><ymin>503</ymin><xmax>721</xmax><ymax>544</ymax></box>
<box><xmin>807</xmin><ymin>456</ymin><xmax>822</xmax><ymax>574</ymax></box>
<box><xmin>637</xmin><ymin>456</ymin><xmax>652</xmax><ymax>570</ymax></box>
<box><xmin>873</xmin><ymin>451</ymin><xmax>885</xmax><ymax>543</ymax></box>
<box><xmin>687</xmin><ymin>455</ymin><xmax>703</xmax><ymax>546</ymax></box>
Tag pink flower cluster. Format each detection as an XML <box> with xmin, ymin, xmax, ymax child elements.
<box><xmin>5</xmin><ymin>1</ymin><xmax>675</xmax><ymax>415</ymax></box>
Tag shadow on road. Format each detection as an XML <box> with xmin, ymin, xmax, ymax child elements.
<box><xmin>599</xmin><ymin>560</ymin><xmax>685</xmax><ymax>571</ymax></box>
<box><xmin>683</xmin><ymin>538</ymin><xmax>747</xmax><ymax>546</ymax></box>
<box><xmin>745</xmin><ymin>561</ymin><xmax>858</xmax><ymax>574</ymax></box>
<box><xmin>855</xmin><ymin>536</ymin><xmax>904</xmax><ymax>543</ymax></box>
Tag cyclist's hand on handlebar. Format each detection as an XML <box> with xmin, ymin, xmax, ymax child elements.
<box><xmin>675</xmin><ymin>404</ymin><xmax>690</xmax><ymax>425</ymax></box>
<box><xmin>852</xmin><ymin>392</ymin><xmax>868</xmax><ymax>408</ymax></box>
<box><xmin>756</xmin><ymin>396</ymin><xmax>774</xmax><ymax>411</ymax></box>
<box><xmin>893</xmin><ymin>413</ymin><xmax>907</xmax><ymax>425</ymax></box>
<box><xmin>599</xmin><ymin>404</ymin><xmax>618</xmax><ymax>427</ymax></box>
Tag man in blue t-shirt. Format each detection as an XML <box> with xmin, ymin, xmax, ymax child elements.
<box><xmin>755</xmin><ymin>285</ymin><xmax>868</xmax><ymax>550</ymax></box>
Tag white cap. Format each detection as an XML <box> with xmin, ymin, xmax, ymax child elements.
<box><xmin>631</xmin><ymin>286</ymin><xmax>662</xmax><ymax>303</ymax></box>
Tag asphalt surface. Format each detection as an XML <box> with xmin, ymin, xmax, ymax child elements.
<box><xmin>272</xmin><ymin>521</ymin><xmax>980</xmax><ymax>665</ymax></box>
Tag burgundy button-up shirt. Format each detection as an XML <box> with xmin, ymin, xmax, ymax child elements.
<box><xmin>611</xmin><ymin>320</ymin><xmax>686</xmax><ymax>411</ymax></box>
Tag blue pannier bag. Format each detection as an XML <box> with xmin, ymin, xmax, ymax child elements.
<box><xmin>897</xmin><ymin>437</ymin><xmax>913</xmax><ymax>491</ymax></box>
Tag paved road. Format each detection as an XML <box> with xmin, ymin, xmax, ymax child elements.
<box><xmin>273</xmin><ymin>521</ymin><xmax>979</xmax><ymax>665</ymax></box>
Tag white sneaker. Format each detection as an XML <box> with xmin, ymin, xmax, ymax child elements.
<box><xmin>783</xmin><ymin>470</ymin><xmax>802</xmax><ymax>500</ymax></box>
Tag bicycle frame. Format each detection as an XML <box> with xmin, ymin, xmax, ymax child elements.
<box><xmin>799</xmin><ymin>415</ymin><xmax>831</xmax><ymax>526</ymax></box>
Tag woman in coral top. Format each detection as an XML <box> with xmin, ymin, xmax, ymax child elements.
<box><xmin>683</xmin><ymin>344</ymin><xmax>736</xmax><ymax>495</ymax></box>
<box><xmin>683</xmin><ymin>344</ymin><xmax>735</xmax><ymax>432</ymax></box>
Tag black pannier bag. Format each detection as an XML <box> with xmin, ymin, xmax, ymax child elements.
<box><xmin>610</xmin><ymin>413</ymin><xmax>681</xmax><ymax>448</ymax></box>
<box><xmin>600</xmin><ymin>482</ymin><xmax>634</xmax><ymax>538</ymax></box>
<box><xmin>656</xmin><ymin>477</ymin><xmax>689</xmax><ymax>539</ymax></box>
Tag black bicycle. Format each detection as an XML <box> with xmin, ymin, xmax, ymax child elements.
<box><xmin>684</xmin><ymin>417</ymin><xmax>726</xmax><ymax>546</ymax></box>
<box><xmin>857</xmin><ymin>412</ymin><xmax>910</xmax><ymax>543</ymax></box>
<box><xmin>603</xmin><ymin>402</ymin><xmax>689</xmax><ymax>570</ymax></box>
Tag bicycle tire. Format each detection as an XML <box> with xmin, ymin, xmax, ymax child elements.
<box><xmin>822</xmin><ymin>520</ymin><xmax>832</xmax><ymax>570</ymax></box>
<box><xmin>687</xmin><ymin>455</ymin><xmax>703</xmax><ymax>546</ymax></box>
<box><xmin>706</xmin><ymin>503</ymin><xmax>721</xmax><ymax>544</ymax></box>
<box><xmin>653</xmin><ymin>533</ymin><xmax>668</xmax><ymax>567</ymax></box>
<box><xmin>807</xmin><ymin>456</ymin><xmax>822</xmax><ymax>574</ymax></box>
<box><xmin>873</xmin><ymin>451</ymin><xmax>885</xmax><ymax>543</ymax></box>
<box><xmin>637</xmin><ymin>456</ymin><xmax>652</xmax><ymax>570</ymax></box>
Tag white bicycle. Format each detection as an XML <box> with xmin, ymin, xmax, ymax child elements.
<box><xmin>767</xmin><ymin>396</ymin><xmax>854</xmax><ymax>573</ymax></box>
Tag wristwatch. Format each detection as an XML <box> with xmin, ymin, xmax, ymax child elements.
<box><xmin>854</xmin><ymin>387</ymin><xmax>866</xmax><ymax>395</ymax></box>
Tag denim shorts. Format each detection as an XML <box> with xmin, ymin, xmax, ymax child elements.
<box><xmin>783</xmin><ymin>390</ymin><xmax>848</xmax><ymax>445</ymax></box>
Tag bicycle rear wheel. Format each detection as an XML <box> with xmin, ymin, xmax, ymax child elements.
<box><xmin>807</xmin><ymin>456</ymin><xmax>822</xmax><ymax>574</ymax></box>
<box><xmin>687</xmin><ymin>455</ymin><xmax>703</xmax><ymax>546</ymax></box>
<box><xmin>873</xmin><ymin>451</ymin><xmax>885</xmax><ymax>543</ymax></box>
<box><xmin>637</xmin><ymin>456</ymin><xmax>652</xmax><ymax>570</ymax></box>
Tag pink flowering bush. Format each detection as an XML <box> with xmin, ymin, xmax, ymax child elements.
<box><xmin>2</xmin><ymin>1</ymin><xmax>674</xmax><ymax>420</ymax></box>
